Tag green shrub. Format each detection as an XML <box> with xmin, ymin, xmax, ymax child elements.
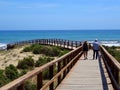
<box><xmin>39</xmin><ymin>46</ymin><xmax>51</xmax><ymax>55</ymax></box>
<box><xmin>35</xmin><ymin>56</ymin><xmax>54</xmax><ymax>79</ymax></box>
<box><xmin>22</xmin><ymin>44</ymin><xmax>70</xmax><ymax>57</ymax></box>
<box><xmin>0</xmin><ymin>74</ymin><xmax>10</xmax><ymax>87</ymax></box>
<box><xmin>22</xmin><ymin>44</ymin><xmax>40</xmax><ymax>53</ymax></box>
<box><xmin>0</xmin><ymin>69</ymin><xmax>10</xmax><ymax>87</ymax></box>
<box><xmin>30</xmin><ymin>44</ymin><xmax>38</xmax><ymax>49</ymax></box>
<box><xmin>50</xmin><ymin>47</ymin><xmax>60</xmax><ymax>56</ymax></box>
<box><xmin>5</xmin><ymin>64</ymin><xmax>19</xmax><ymax>81</ymax></box>
<box><xmin>35</xmin><ymin>56</ymin><xmax>54</xmax><ymax>67</ymax></box>
<box><xmin>32</xmin><ymin>45</ymin><xmax>41</xmax><ymax>54</ymax></box>
<box><xmin>43</xmin><ymin>69</ymin><xmax>49</xmax><ymax>79</ymax></box>
<box><xmin>19</xmin><ymin>70</ymin><xmax>28</xmax><ymax>76</ymax></box>
<box><xmin>0</xmin><ymin>69</ymin><xmax>4</xmax><ymax>75</ymax></box>
<box><xmin>24</xmin><ymin>81</ymin><xmax>37</xmax><ymax>90</ymax></box>
<box><xmin>38</xmin><ymin>46</ymin><xmax>60</xmax><ymax>56</ymax></box>
<box><xmin>32</xmin><ymin>45</ymin><xmax>63</xmax><ymax>56</ymax></box>
<box><xmin>23</xmin><ymin>46</ymin><xmax>31</xmax><ymax>52</ymax></box>
<box><xmin>58</xmin><ymin>50</ymin><xmax>69</xmax><ymax>57</ymax></box>
<box><xmin>17</xmin><ymin>57</ymin><xmax>34</xmax><ymax>69</ymax></box>
<box><xmin>104</xmin><ymin>46</ymin><xmax>120</xmax><ymax>63</ymax></box>
<box><xmin>111</xmin><ymin>46</ymin><xmax>117</xmax><ymax>49</ymax></box>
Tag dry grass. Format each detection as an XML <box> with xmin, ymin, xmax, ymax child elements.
<box><xmin>0</xmin><ymin>45</ymin><xmax>43</xmax><ymax>69</ymax></box>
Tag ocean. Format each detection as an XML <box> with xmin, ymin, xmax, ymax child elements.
<box><xmin>0</xmin><ymin>30</ymin><xmax>120</xmax><ymax>46</ymax></box>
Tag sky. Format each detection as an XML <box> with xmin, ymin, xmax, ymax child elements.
<box><xmin>0</xmin><ymin>0</ymin><xmax>120</xmax><ymax>30</ymax></box>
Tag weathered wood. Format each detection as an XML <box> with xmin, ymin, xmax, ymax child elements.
<box><xmin>56</xmin><ymin>50</ymin><xmax>113</xmax><ymax>90</ymax></box>
<box><xmin>100</xmin><ymin>45</ymin><xmax>120</xmax><ymax>90</ymax></box>
<box><xmin>0</xmin><ymin>39</ymin><xmax>118</xmax><ymax>90</ymax></box>
<box><xmin>40</xmin><ymin>52</ymin><xmax>83</xmax><ymax>90</ymax></box>
<box><xmin>0</xmin><ymin>40</ymin><xmax>82</xmax><ymax>90</ymax></box>
<box><xmin>17</xmin><ymin>84</ymin><xmax>24</xmax><ymax>90</ymax></box>
<box><xmin>37</xmin><ymin>72</ymin><xmax>42</xmax><ymax>90</ymax></box>
<box><xmin>49</xmin><ymin>65</ymin><xmax>54</xmax><ymax>90</ymax></box>
<box><xmin>58</xmin><ymin>61</ymin><xmax>61</xmax><ymax>85</ymax></box>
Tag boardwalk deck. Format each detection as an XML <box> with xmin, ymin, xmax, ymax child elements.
<box><xmin>56</xmin><ymin>50</ymin><xmax>113</xmax><ymax>90</ymax></box>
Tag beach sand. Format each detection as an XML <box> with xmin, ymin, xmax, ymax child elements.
<box><xmin>0</xmin><ymin>45</ymin><xmax>42</xmax><ymax>69</ymax></box>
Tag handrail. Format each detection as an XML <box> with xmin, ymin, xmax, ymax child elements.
<box><xmin>0</xmin><ymin>39</ymin><xmax>83</xmax><ymax>90</ymax></box>
<box><xmin>100</xmin><ymin>45</ymin><xmax>120</xmax><ymax>90</ymax></box>
<box><xmin>7</xmin><ymin>39</ymin><xmax>82</xmax><ymax>49</ymax></box>
<box><xmin>41</xmin><ymin>51</ymin><xmax>83</xmax><ymax>90</ymax></box>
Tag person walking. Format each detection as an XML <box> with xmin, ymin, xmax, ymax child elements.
<box><xmin>93</xmin><ymin>39</ymin><xmax>100</xmax><ymax>60</ymax></box>
<box><xmin>82</xmin><ymin>41</ymin><xmax>89</xmax><ymax>59</ymax></box>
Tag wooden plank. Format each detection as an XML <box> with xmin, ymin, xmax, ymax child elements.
<box><xmin>56</xmin><ymin>50</ymin><xmax>113</xmax><ymax>90</ymax></box>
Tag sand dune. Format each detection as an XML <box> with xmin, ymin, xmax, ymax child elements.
<box><xmin>0</xmin><ymin>45</ymin><xmax>42</xmax><ymax>69</ymax></box>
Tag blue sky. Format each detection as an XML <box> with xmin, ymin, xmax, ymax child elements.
<box><xmin>0</xmin><ymin>0</ymin><xmax>120</xmax><ymax>30</ymax></box>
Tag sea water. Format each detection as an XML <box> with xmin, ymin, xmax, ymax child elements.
<box><xmin>0</xmin><ymin>30</ymin><xmax>120</xmax><ymax>46</ymax></box>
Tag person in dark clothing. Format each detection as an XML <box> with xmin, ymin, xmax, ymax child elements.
<box><xmin>82</xmin><ymin>41</ymin><xmax>89</xmax><ymax>59</ymax></box>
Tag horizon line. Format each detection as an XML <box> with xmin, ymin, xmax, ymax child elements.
<box><xmin>0</xmin><ymin>29</ymin><xmax>120</xmax><ymax>31</ymax></box>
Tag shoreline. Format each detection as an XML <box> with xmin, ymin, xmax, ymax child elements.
<box><xmin>0</xmin><ymin>42</ymin><xmax>120</xmax><ymax>51</ymax></box>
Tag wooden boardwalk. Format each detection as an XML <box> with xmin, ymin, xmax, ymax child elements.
<box><xmin>56</xmin><ymin>50</ymin><xmax>113</xmax><ymax>90</ymax></box>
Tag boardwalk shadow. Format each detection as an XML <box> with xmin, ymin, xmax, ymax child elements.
<box><xmin>98</xmin><ymin>56</ymin><xmax>109</xmax><ymax>90</ymax></box>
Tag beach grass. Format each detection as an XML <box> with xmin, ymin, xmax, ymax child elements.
<box><xmin>103</xmin><ymin>46</ymin><xmax>120</xmax><ymax>63</ymax></box>
<box><xmin>0</xmin><ymin>44</ymin><xmax>71</xmax><ymax>88</ymax></box>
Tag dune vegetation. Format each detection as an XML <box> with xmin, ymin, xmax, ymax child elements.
<box><xmin>103</xmin><ymin>46</ymin><xmax>120</xmax><ymax>63</ymax></box>
<box><xmin>0</xmin><ymin>44</ymin><xmax>70</xmax><ymax>89</ymax></box>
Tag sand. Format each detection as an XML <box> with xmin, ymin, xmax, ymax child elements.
<box><xmin>0</xmin><ymin>45</ymin><xmax>43</xmax><ymax>69</ymax></box>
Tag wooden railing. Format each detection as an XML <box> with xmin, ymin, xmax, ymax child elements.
<box><xmin>100</xmin><ymin>45</ymin><xmax>120</xmax><ymax>90</ymax></box>
<box><xmin>0</xmin><ymin>39</ymin><xmax>83</xmax><ymax>90</ymax></box>
<box><xmin>9</xmin><ymin>39</ymin><xmax>82</xmax><ymax>49</ymax></box>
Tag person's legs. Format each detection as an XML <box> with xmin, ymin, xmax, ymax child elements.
<box><xmin>83</xmin><ymin>51</ymin><xmax>86</xmax><ymax>59</ymax></box>
<box><xmin>96</xmin><ymin>50</ymin><xmax>99</xmax><ymax>59</ymax></box>
<box><xmin>86</xmin><ymin>51</ymin><xmax>88</xmax><ymax>59</ymax></box>
<box><xmin>93</xmin><ymin>50</ymin><xmax>95</xmax><ymax>59</ymax></box>
<box><xmin>84</xmin><ymin>51</ymin><xmax>88</xmax><ymax>59</ymax></box>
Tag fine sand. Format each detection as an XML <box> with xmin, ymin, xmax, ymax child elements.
<box><xmin>0</xmin><ymin>45</ymin><xmax>43</xmax><ymax>69</ymax></box>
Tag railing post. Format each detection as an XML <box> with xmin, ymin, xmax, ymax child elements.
<box><xmin>71</xmin><ymin>41</ymin><xmax>73</xmax><ymax>49</ymax></box>
<box><xmin>63</xmin><ymin>58</ymin><xmax>66</xmax><ymax>78</ymax></box>
<box><xmin>114</xmin><ymin>69</ymin><xmax>119</xmax><ymax>84</ymax></box>
<box><xmin>48</xmin><ymin>39</ymin><xmax>50</xmax><ymax>45</ymax></box>
<box><xmin>59</xmin><ymin>39</ymin><xmax>60</xmax><ymax>46</ymax></box>
<box><xmin>62</xmin><ymin>39</ymin><xmax>64</xmax><ymax>47</ymax></box>
<box><xmin>57</xmin><ymin>39</ymin><xmax>58</xmax><ymax>46</ymax></box>
<box><xmin>60</xmin><ymin>39</ymin><xmax>62</xmax><ymax>47</ymax></box>
<box><xmin>50</xmin><ymin>39</ymin><xmax>52</xmax><ymax>45</ymax></box>
<box><xmin>54</xmin><ymin>39</ymin><xmax>55</xmax><ymax>45</ymax></box>
<box><xmin>37</xmin><ymin>72</ymin><xmax>42</xmax><ymax>90</ymax></box>
<box><xmin>75</xmin><ymin>41</ymin><xmax>77</xmax><ymax>48</ymax></box>
<box><xmin>67</xmin><ymin>56</ymin><xmax>70</xmax><ymax>73</ymax></box>
<box><xmin>49</xmin><ymin>65</ymin><xmax>54</xmax><ymax>90</ymax></box>
<box><xmin>64</xmin><ymin>40</ymin><xmax>66</xmax><ymax>48</ymax></box>
<box><xmin>67</xmin><ymin>40</ymin><xmax>69</xmax><ymax>48</ymax></box>
<box><xmin>17</xmin><ymin>83</ymin><xmax>24</xmax><ymax>90</ymax></box>
<box><xmin>58</xmin><ymin>61</ymin><xmax>61</xmax><ymax>85</ymax></box>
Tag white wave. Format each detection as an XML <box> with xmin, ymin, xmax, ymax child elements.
<box><xmin>88</xmin><ymin>40</ymin><xmax>120</xmax><ymax>47</ymax></box>
<box><xmin>102</xmin><ymin>43</ymin><xmax>120</xmax><ymax>47</ymax></box>
<box><xmin>0</xmin><ymin>43</ymin><xmax>7</xmax><ymax>50</ymax></box>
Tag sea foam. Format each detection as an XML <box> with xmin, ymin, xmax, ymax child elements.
<box><xmin>89</xmin><ymin>40</ymin><xmax>120</xmax><ymax>47</ymax></box>
<box><xmin>0</xmin><ymin>43</ymin><xmax>7</xmax><ymax>50</ymax></box>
